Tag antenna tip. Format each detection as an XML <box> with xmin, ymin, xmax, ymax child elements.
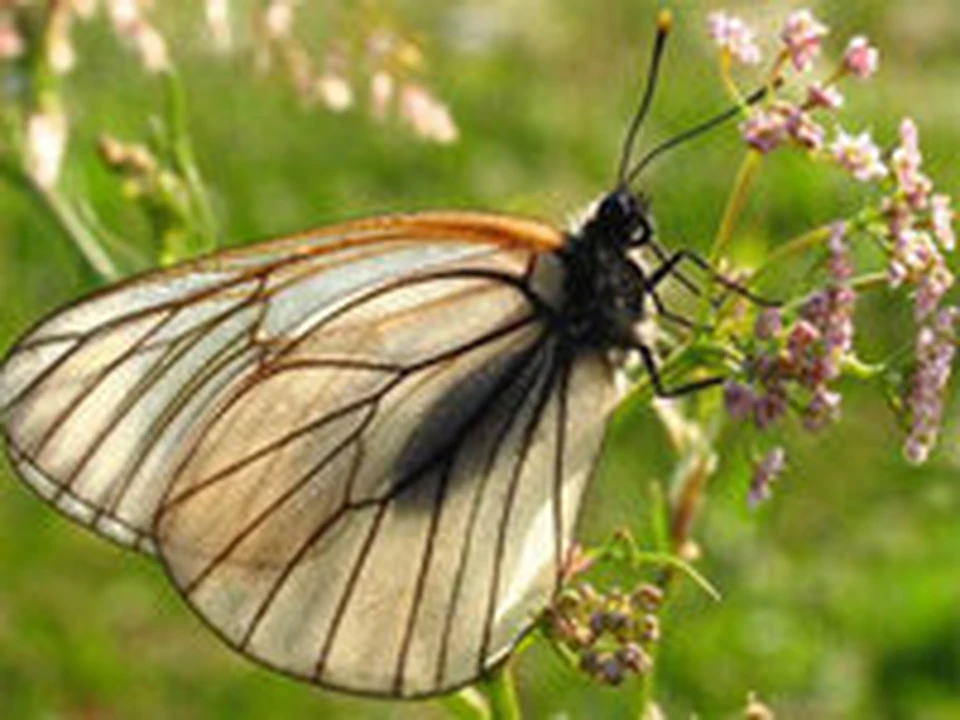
<box><xmin>656</xmin><ymin>8</ymin><xmax>673</xmax><ymax>34</ymax></box>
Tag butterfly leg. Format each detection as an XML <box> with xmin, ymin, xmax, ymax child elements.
<box><xmin>648</xmin><ymin>242</ymin><xmax>780</xmax><ymax>308</ymax></box>
<box><xmin>633</xmin><ymin>340</ymin><xmax>723</xmax><ymax>398</ymax></box>
<box><xmin>639</xmin><ymin>253</ymin><xmax>712</xmax><ymax>333</ymax></box>
<box><xmin>644</xmin><ymin>239</ymin><xmax>704</xmax><ymax>300</ymax></box>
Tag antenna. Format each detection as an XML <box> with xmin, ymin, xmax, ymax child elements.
<box><xmin>624</xmin><ymin>83</ymin><xmax>778</xmax><ymax>185</ymax></box>
<box><xmin>615</xmin><ymin>9</ymin><xmax>673</xmax><ymax>187</ymax></box>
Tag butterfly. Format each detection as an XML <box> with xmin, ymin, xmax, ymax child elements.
<box><xmin>0</xmin><ymin>14</ymin><xmax>765</xmax><ymax>699</ymax></box>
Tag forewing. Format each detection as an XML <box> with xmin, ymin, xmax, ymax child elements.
<box><xmin>0</xmin><ymin>211</ymin><xmax>563</xmax><ymax>554</ymax></box>
<box><xmin>153</xmin><ymin>269</ymin><xmax>618</xmax><ymax>696</ymax></box>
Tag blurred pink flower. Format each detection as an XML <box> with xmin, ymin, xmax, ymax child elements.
<box><xmin>892</xmin><ymin>118</ymin><xmax>933</xmax><ymax>210</ymax></box>
<box><xmin>754</xmin><ymin>308</ymin><xmax>782</xmax><ymax>340</ymax></box>
<box><xmin>399</xmin><ymin>83</ymin><xmax>458</xmax><ymax>144</ymax></box>
<box><xmin>132</xmin><ymin>22</ymin><xmax>170</xmax><ymax>72</ymax></box>
<box><xmin>903</xmin><ymin>307</ymin><xmax>957</xmax><ymax>463</ymax></box>
<box><xmin>107</xmin><ymin>0</ymin><xmax>141</xmax><ymax>29</ymax></box>
<box><xmin>740</xmin><ymin>107</ymin><xmax>787</xmax><ymax>154</ymax></box>
<box><xmin>107</xmin><ymin>0</ymin><xmax>170</xmax><ymax>73</ymax></box>
<box><xmin>707</xmin><ymin>12</ymin><xmax>761</xmax><ymax>65</ymax></box>
<box><xmin>780</xmin><ymin>9</ymin><xmax>828</xmax><ymax>72</ymax></box>
<box><xmin>47</xmin><ymin>5</ymin><xmax>76</xmax><ymax>74</ymax></box>
<box><xmin>806</xmin><ymin>83</ymin><xmax>843</xmax><ymax>110</ymax></box>
<box><xmin>914</xmin><ymin>262</ymin><xmax>954</xmax><ymax>321</ymax></box>
<box><xmin>931</xmin><ymin>194</ymin><xmax>955</xmax><ymax>251</ymax></box>
<box><xmin>316</xmin><ymin>73</ymin><xmax>354</xmax><ymax>112</ymax></box>
<box><xmin>724</xmin><ymin>381</ymin><xmax>756</xmax><ymax>421</ymax></box>
<box><xmin>748</xmin><ymin>447</ymin><xmax>786</xmax><ymax>508</ymax></box>
<box><xmin>830</xmin><ymin>128</ymin><xmax>887</xmax><ymax>182</ymax></box>
<box><xmin>785</xmin><ymin>108</ymin><xmax>825</xmax><ymax>150</ymax></box>
<box><xmin>264</xmin><ymin>0</ymin><xmax>297</xmax><ymax>41</ymax></box>
<box><xmin>26</xmin><ymin>109</ymin><xmax>69</xmax><ymax>190</ymax></box>
<box><xmin>369</xmin><ymin>70</ymin><xmax>395</xmax><ymax>119</ymax></box>
<box><xmin>205</xmin><ymin>0</ymin><xmax>233</xmax><ymax>52</ymax></box>
<box><xmin>843</xmin><ymin>36</ymin><xmax>879</xmax><ymax>79</ymax></box>
<box><xmin>71</xmin><ymin>0</ymin><xmax>100</xmax><ymax>20</ymax></box>
<box><xmin>0</xmin><ymin>16</ymin><xmax>25</xmax><ymax>60</ymax></box>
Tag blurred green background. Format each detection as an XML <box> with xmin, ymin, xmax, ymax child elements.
<box><xmin>1</xmin><ymin>1</ymin><xmax>958</xmax><ymax>718</ymax></box>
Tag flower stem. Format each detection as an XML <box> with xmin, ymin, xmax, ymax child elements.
<box><xmin>481</xmin><ymin>664</ymin><xmax>521</xmax><ymax>720</ymax></box>
<box><xmin>0</xmin><ymin>159</ymin><xmax>120</xmax><ymax>280</ymax></box>
<box><xmin>163</xmin><ymin>69</ymin><xmax>218</xmax><ymax>253</ymax></box>
<box><xmin>438</xmin><ymin>688</ymin><xmax>491</xmax><ymax>720</ymax></box>
<box><xmin>750</xmin><ymin>223</ymin><xmax>834</xmax><ymax>285</ymax></box>
<box><xmin>710</xmin><ymin>149</ymin><xmax>762</xmax><ymax>264</ymax></box>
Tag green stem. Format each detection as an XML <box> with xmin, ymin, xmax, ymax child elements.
<box><xmin>0</xmin><ymin>160</ymin><xmax>120</xmax><ymax>280</ymax></box>
<box><xmin>710</xmin><ymin>150</ymin><xmax>762</xmax><ymax>264</ymax></box>
<box><xmin>749</xmin><ymin>223</ymin><xmax>834</xmax><ymax>286</ymax></box>
<box><xmin>482</xmin><ymin>665</ymin><xmax>521</xmax><ymax>720</ymax></box>
<box><xmin>164</xmin><ymin>68</ymin><xmax>218</xmax><ymax>250</ymax></box>
<box><xmin>437</xmin><ymin>688</ymin><xmax>491</xmax><ymax>720</ymax></box>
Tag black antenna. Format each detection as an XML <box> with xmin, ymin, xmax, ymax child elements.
<box><xmin>615</xmin><ymin>9</ymin><xmax>673</xmax><ymax>187</ymax></box>
<box><xmin>624</xmin><ymin>82</ymin><xmax>778</xmax><ymax>185</ymax></box>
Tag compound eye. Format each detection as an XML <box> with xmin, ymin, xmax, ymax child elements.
<box><xmin>598</xmin><ymin>190</ymin><xmax>636</xmax><ymax>225</ymax></box>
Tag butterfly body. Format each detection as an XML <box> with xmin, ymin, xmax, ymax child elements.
<box><xmin>558</xmin><ymin>190</ymin><xmax>653</xmax><ymax>349</ymax></box>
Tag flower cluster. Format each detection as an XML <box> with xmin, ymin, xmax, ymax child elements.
<box><xmin>255</xmin><ymin>7</ymin><xmax>458</xmax><ymax>143</ymax></box>
<box><xmin>882</xmin><ymin>120</ymin><xmax>956</xmax><ymax>320</ymax></box>
<box><xmin>903</xmin><ymin>307</ymin><xmax>957</xmax><ymax>464</ymax></box>
<box><xmin>707</xmin><ymin>12</ymin><xmax>761</xmax><ymax>66</ymax></box>
<box><xmin>780</xmin><ymin>9</ymin><xmax>829</xmax><ymax>72</ymax></box>
<box><xmin>725</xmin><ymin>224</ymin><xmax>859</xmax><ymax>505</ymax></box>
<box><xmin>707</xmin><ymin>9</ymin><xmax>879</xmax><ymax>158</ymax></box>
<box><xmin>0</xmin><ymin>2</ymin><xmax>457</xmax><ymax>153</ymax></box>
<box><xmin>726</xmin><ymin>223</ymin><xmax>855</xmax><ymax>434</ymax></box>
<box><xmin>710</xmin><ymin>9</ymin><xmax>957</xmax><ymax>471</ymax></box>
<box><xmin>544</xmin><ymin>580</ymin><xmax>663</xmax><ymax>686</ymax></box>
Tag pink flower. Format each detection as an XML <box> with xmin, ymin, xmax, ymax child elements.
<box><xmin>740</xmin><ymin>107</ymin><xmax>788</xmax><ymax>154</ymax></box>
<box><xmin>892</xmin><ymin>118</ymin><xmax>932</xmax><ymax>209</ymax></box>
<box><xmin>0</xmin><ymin>16</ymin><xmax>25</xmax><ymax>60</ymax></box>
<box><xmin>830</xmin><ymin>128</ymin><xmax>887</xmax><ymax>182</ymax></box>
<box><xmin>724</xmin><ymin>381</ymin><xmax>756</xmax><ymax>421</ymax></box>
<box><xmin>826</xmin><ymin>222</ymin><xmax>853</xmax><ymax>281</ymax></box>
<box><xmin>843</xmin><ymin>36</ymin><xmax>879</xmax><ymax>78</ymax></box>
<box><xmin>748</xmin><ymin>447</ymin><xmax>786</xmax><ymax>508</ymax></box>
<box><xmin>931</xmin><ymin>194</ymin><xmax>955</xmax><ymax>251</ymax></box>
<box><xmin>707</xmin><ymin>12</ymin><xmax>761</xmax><ymax>65</ymax></box>
<box><xmin>72</xmin><ymin>0</ymin><xmax>99</xmax><ymax>20</ymax></box>
<box><xmin>914</xmin><ymin>262</ymin><xmax>954</xmax><ymax>321</ymax></box>
<box><xmin>780</xmin><ymin>9</ymin><xmax>828</xmax><ymax>72</ymax></box>
<box><xmin>806</xmin><ymin>83</ymin><xmax>844</xmax><ymax>110</ymax></box>
<box><xmin>903</xmin><ymin>306</ymin><xmax>957</xmax><ymax>463</ymax></box>
<box><xmin>803</xmin><ymin>388</ymin><xmax>841</xmax><ymax>432</ymax></box>
<box><xmin>399</xmin><ymin>83</ymin><xmax>459</xmax><ymax>144</ymax></box>
<box><xmin>754</xmin><ymin>308</ymin><xmax>782</xmax><ymax>340</ymax></box>
<box><xmin>205</xmin><ymin>0</ymin><xmax>233</xmax><ymax>52</ymax></box>
<box><xmin>785</xmin><ymin>109</ymin><xmax>825</xmax><ymax>150</ymax></box>
<box><xmin>26</xmin><ymin>108</ymin><xmax>69</xmax><ymax>190</ymax></box>
<box><xmin>316</xmin><ymin>73</ymin><xmax>353</xmax><ymax>112</ymax></box>
<box><xmin>369</xmin><ymin>70</ymin><xmax>395</xmax><ymax>119</ymax></box>
<box><xmin>263</xmin><ymin>0</ymin><xmax>296</xmax><ymax>41</ymax></box>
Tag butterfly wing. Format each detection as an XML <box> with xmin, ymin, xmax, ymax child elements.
<box><xmin>0</xmin><ymin>212</ymin><xmax>561</xmax><ymax>553</ymax></box>
<box><xmin>0</xmin><ymin>211</ymin><xmax>620</xmax><ymax>696</ymax></box>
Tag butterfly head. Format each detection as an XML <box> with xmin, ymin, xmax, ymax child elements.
<box><xmin>591</xmin><ymin>187</ymin><xmax>654</xmax><ymax>249</ymax></box>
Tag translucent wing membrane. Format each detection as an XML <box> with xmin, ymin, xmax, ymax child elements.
<box><xmin>0</xmin><ymin>210</ymin><xmax>619</xmax><ymax>696</ymax></box>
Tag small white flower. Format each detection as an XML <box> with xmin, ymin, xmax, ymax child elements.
<box><xmin>707</xmin><ymin>12</ymin><xmax>762</xmax><ymax>65</ymax></box>
<box><xmin>316</xmin><ymin>73</ymin><xmax>354</xmax><ymax>112</ymax></box>
<box><xmin>831</xmin><ymin>128</ymin><xmax>887</xmax><ymax>183</ymax></box>
<box><xmin>26</xmin><ymin>109</ymin><xmax>69</xmax><ymax>190</ymax></box>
